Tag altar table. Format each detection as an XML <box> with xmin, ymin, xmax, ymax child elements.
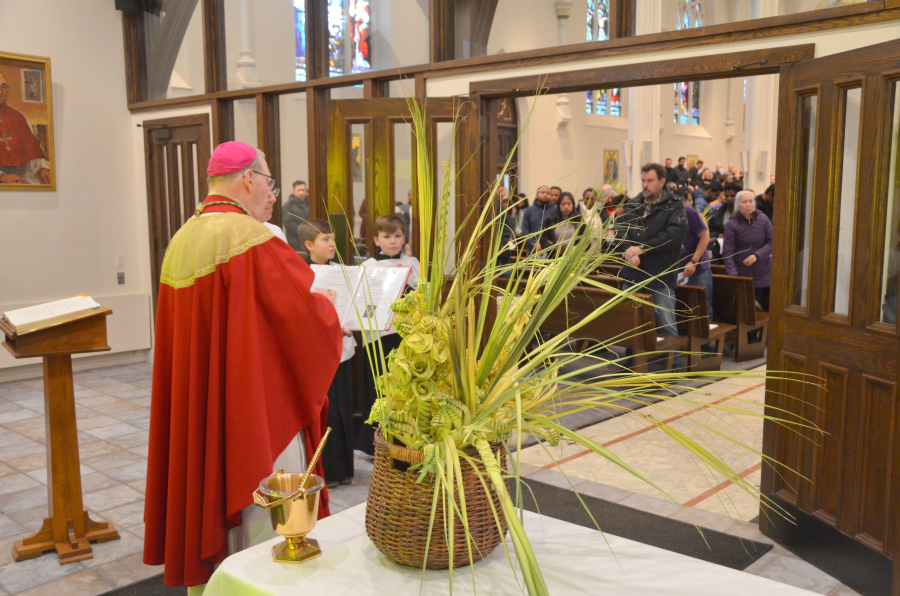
<box><xmin>204</xmin><ymin>504</ymin><xmax>814</xmax><ymax>595</ymax></box>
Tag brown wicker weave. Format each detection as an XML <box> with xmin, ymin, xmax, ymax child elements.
<box><xmin>365</xmin><ymin>431</ymin><xmax>508</xmax><ymax>569</ymax></box>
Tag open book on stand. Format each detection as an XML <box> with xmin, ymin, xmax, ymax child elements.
<box><xmin>310</xmin><ymin>265</ymin><xmax>411</xmax><ymax>332</ymax></box>
<box><xmin>2</xmin><ymin>296</ymin><xmax>103</xmax><ymax>335</ymax></box>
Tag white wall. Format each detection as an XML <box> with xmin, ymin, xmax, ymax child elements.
<box><xmin>0</xmin><ymin>0</ymin><xmax>153</xmax><ymax>372</ymax></box>
<box><xmin>516</xmin><ymin>94</ymin><xmax>629</xmax><ymax>197</ymax></box>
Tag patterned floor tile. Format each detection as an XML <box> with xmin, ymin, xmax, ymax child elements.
<box><xmin>82</xmin><ymin>450</ymin><xmax>145</xmax><ymax>472</ymax></box>
<box><xmin>104</xmin><ymin>462</ymin><xmax>148</xmax><ymax>484</ymax></box>
<box><xmin>83</xmin><ymin>485</ymin><xmax>144</xmax><ymax>513</ymax></box>
<box><xmin>84</xmin><ymin>422</ymin><xmax>142</xmax><ymax>441</ymax></box>
<box><xmin>105</xmin><ymin>431</ymin><xmax>150</xmax><ymax>449</ymax></box>
<box><xmin>11</xmin><ymin>569</ymin><xmax>112</xmax><ymax>596</ymax></box>
<box><xmin>0</xmin><ymin>550</ymin><xmax>86</xmax><ymax>593</ymax></box>
<box><xmin>93</xmin><ymin>551</ymin><xmax>160</xmax><ymax>589</ymax></box>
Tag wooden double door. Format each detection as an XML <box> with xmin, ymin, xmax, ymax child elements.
<box><xmin>762</xmin><ymin>39</ymin><xmax>900</xmax><ymax>595</ymax></box>
<box><xmin>325</xmin><ymin>98</ymin><xmax>476</xmax><ymax>261</ymax></box>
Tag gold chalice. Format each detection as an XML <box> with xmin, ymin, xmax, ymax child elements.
<box><xmin>254</xmin><ymin>469</ymin><xmax>325</xmax><ymax>563</ymax></box>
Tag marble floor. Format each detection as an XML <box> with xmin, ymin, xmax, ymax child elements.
<box><xmin>0</xmin><ymin>362</ymin><xmax>858</xmax><ymax>595</ymax></box>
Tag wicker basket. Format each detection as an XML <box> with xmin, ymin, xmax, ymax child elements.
<box><xmin>365</xmin><ymin>431</ymin><xmax>508</xmax><ymax>569</ymax></box>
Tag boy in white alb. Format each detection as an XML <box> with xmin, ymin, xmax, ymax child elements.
<box><xmin>300</xmin><ymin>219</ymin><xmax>358</xmax><ymax>487</ymax></box>
<box><xmin>358</xmin><ymin>214</ymin><xmax>420</xmax><ymax>454</ymax></box>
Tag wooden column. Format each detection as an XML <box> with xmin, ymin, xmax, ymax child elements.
<box><xmin>212</xmin><ymin>98</ymin><xmax>235</xmax><ymax>147</ymax></box>
<box><xmin>306</xmin><ymin>0</ymin><xmax>328</xmax><ymax>81</ymax></box>
<box><xmin>306</xmin><ymin>87</ymin><xmax>329</xmax><ymax>220</ymax></box>
<box><xmin>257</xmin><ymin>93</ymin><xmax>282</xmax><ymax>226</ymax></box>
<box><xmin>430</xmin><ymin>0</ymin><xmax>454</xmax><ymax>63</ymax></box>
<box><xmin>203</xmin><ymin>0</ymin><xmax>227</xmax><ymax>93</ymax></box>
<box><xmin>2</xmin><ymin>310</ymin><xmax>119</xmax><ymax>564</ymax></box>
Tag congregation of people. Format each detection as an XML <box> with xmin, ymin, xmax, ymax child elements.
<box><xmin>501</xmin><ymin>157</ymin><xmax>775</xmax><ymax>333</ymax></box>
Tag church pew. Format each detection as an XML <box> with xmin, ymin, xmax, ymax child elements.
<box><xmin>540</xmin><ymin>285</ymin><xmax>686</xmax><ymax>373</ymax></box>
<box><xmin>674</xmin><ymin>285</ymin><xmax>736</xmax><ymax>371</ymax></box>
<box><xmin>711</xmin><ymin>274</ymin><xmax>769</xmax><ymax>361</ymax></box>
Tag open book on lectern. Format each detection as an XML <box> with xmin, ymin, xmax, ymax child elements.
<box><xmin>310</xmin><ymin>265</ymin><xmax>411</xmax><ymax>332</ymax></box>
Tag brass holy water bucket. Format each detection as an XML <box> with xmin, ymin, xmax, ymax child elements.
<box><xmin>254</xmin><ymin>469</ymin><xmax>325</xmax><ymax>564</ymax></box>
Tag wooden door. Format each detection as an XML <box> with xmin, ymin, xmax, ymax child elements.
<box><xmin>761</xmin><ymin>39</ymin><xmax>900</xmax><ymax>596</ymax></box>
<box><xmin>325</xmin><ymin>98</ymin><xmax>466</xmax><ymax>261</ymax></box>
<box><xmin>488</xmin><ymin>98</ymin><xmax>520</xmax><ymax>193</ymax></box>
<box><xmin>142</xmin><ymin>114</ymin><xmax>211</xmax><ymax>309</ymax></box>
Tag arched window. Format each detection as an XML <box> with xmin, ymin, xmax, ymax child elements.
<box><xmin>674</xmin><ymin>0</ymin><xmax>702</xmax><ymax>125</ymax></box>
<box><xmin>586</xmin><ymin>0</ymin><xmax>619</xmax><ymax>116</ymax></box>
<box><xmin>294</xmin><ymin>0</ymin><xmax>372</xmax><ymax>82</ymax></box>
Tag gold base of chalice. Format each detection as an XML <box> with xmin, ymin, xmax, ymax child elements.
<box><xmin>272</xmin><ymin>535</ymin><xmax>321</xmax><ymax>564</ymax></box>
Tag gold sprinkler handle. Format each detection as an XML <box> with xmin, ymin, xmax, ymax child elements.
<box><xmin>252</xmin><ymin>428</ymin><xmax>332</xmax><ymax>509</ymax></box>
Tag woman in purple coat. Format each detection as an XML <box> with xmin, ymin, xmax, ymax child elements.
<box><xmin>723</xmin><ymin>190</ymin><xmax>773</xmax><ymax>311</ymax></box>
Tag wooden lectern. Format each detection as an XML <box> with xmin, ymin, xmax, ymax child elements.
<box><xmin>0</xmin><ymin>308</ymin><xmax>120</xmax><ymax>564</ymax></box>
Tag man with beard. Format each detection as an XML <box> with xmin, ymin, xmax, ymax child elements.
<box><xmin>283</xmin><ymin>180</ymin><xmax>310</xmax><ymax>253</ymax></box>
<box><xmin>614</xmin><ymin>163</ymin><xmax>688</xmax><ymax>336</ymax></box>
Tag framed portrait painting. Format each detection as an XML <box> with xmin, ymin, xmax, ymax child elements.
<box><xmin>603</xmin><ymin>149</ymin><xmax>619</xmax><ymax>184</ymax></box>
<box><xmin>686</xmin><ymin>154</ymin><xmax>699</xmax><ymax>170</ymax></box>
<box><xmin>0</xmin><ymin>52</ymin><xmax>54</xmax><ymax>190</ymax></box>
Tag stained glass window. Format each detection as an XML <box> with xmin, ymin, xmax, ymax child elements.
<box><xmin>349</xmin><ymin>0</ymin><xmax>371</xmax><ymax>73</ymax></box>
<box><xmin>586</xmin><ymin>0</ymin><xmax>612</xmax><ymax>113</ymax></box>
<box><xmin>691</xmin><ymin>81</ymin><xmax>700</xmax><ymax>125</ymax></box>
<box><xmin>294</xmin><ymin>0</ymin><xmax>306</xmax><ymax>82</ymax></box>
<box><xmin>586</xmin><ymin>0</ymin><xmax>610</xmax><ymax>42</ymax></box>
<box><xmin>610</xmin><ymin>88</ymin><xmax>621</xmax><ymax>116</ymax></box>
<box><xmin>327</xmin><ymin>0</ymin><xmax>344</xmax><ymax>76</ymax></box>
<box><xmin>674</xmin><ymin>1</ymin><xmax>702</xmax><ymax>125</ymax></box>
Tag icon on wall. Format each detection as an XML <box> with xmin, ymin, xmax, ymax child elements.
<box><xmin>603</xmin><ymin>149</ymin><xmax>619</xmax><ymax>184</ymax></box>
<box><xmin>687</xmin><ymin>154</ymin><xmax>699</xmax><ymax>170</ymax></box>
<box><xmin>351</xmin><ymin>133</ymin><xmax>363</xmax><ymax>183</ymax></box>
<box><xmin>0</xmin><ymin>52</ymin><xmax>55</xmax><ymax>190</ymax></box>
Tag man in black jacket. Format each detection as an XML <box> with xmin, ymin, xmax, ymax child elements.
<box><xmin>283</xmin><ymin>180</ymin><xmax>310</xmax><ymax>254</ymax></box>
<box><xmin>615</xmin><ymin>163</ymin><xmax>688</xmax><ymax>336</ymax></box>
<box><xmin>672</xmin><ymin>156</ymin><xmax>690</xmax><ymax>186</ymax></box>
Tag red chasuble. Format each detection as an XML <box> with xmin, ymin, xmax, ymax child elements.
<box><xmin>143</xmin><ymin>201</ymin><xmax>342</xmax><ymax>587</ymax></box>
<box><xmin>0</xmin><ymin>104</ymin><xmax>46</xmax><ymax>167</ymax></box>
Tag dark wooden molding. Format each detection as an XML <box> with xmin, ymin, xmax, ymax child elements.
<box><xmin>203</xmin><ymin>0</ymin><xmax>227</xmax><ymax>94</ymax></box>
<box><xmin>306</xmin><ymin>0</ymin><xmax>328</xmax><ymax>82</ymax></box>
<box><xmin>306</xmin><ymin>87</ymin><xmax>329</xmax><ymax>220</ymax></box>
<box><xmin>430</xmin><ymin>0</ymin><xmax>454</xmax><ymax>63</ymax></box>
<box><xmin>363</xmin><ymin>79</ymin><xmax>388</xmax><ymax>98</ymax></box>
<box><xmin>415</xmin><ymin>75</ymin><xmax>427</xmax><ymax>102</ymax></box>
<box><xmin>211</xmin><ymin>98</ymin><xmax>234</xmax><ymax>147</ymax></box>
<box><xmin>121</xmin><ymin>9</ymin><xmax>148</xmax><ymax>105</ymax></box>
<box><xmin>469</xmin><ymin>45</ymin><xmax>816</xmax><ymax>97</ymax></box>
<box><xmin>257</xmin><ymin>94</ymin><xmax>282</xmax><ymax>226</ymax></box>
<box><xmin>126</xmin><ymin>4</ymin><xmax>900</xmax><ymax>112</ymax></box>
<box><xmin>609</xmin><ymin>0</ymin><xmax>636</xmax><ymax>39</ymax></box>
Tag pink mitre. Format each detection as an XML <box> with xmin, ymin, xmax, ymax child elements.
<box><xmin>207</xmin><ymin>141</ymin><xmax>257</xmax><ymax>176</ymax></box>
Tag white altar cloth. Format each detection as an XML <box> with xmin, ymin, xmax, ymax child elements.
<box><xmin>204</xmin><ymin>504</ymin><xmax>814</xmax><ymax>596</ymax></box>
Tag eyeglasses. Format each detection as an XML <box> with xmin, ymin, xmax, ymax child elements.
<box><xmin>251</xmin><ymin>170</ymin><xmax>280</xmax><ymax>198</ymax></box>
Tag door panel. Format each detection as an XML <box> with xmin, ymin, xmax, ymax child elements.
<box><xmin>142</xmin><ymin>114</ymin><xmax>211</xmax><ymax>310</ymax></box>
<box><xmin>763</xmin><ymin>39</ymin><xmax>900</xmax><ymax>594</ymax></box>
<box><xmin>326</xmin><ymin>98</ymin><xmax>465</xmax><ymax>260</ymax></box>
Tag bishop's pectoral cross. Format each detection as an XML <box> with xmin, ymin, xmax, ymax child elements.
<box><xmin>0</xmin><ymin>130</ymin><xmax>10</xmax><ymax>152</ymax></box>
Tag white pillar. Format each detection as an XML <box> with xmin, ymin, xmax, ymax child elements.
<box><xmin>555</xmin><ymin>2</ymin><xmax>574</xmax><ymax>127</ymax></box>
<box><xmin>626</xmin><ymin>0</ymin><xmax>662</xmax><ymax>195</ymax></box>
<box><xmin>236</xmin><ymin>0</ymin><xmax>259</xmax><ymax>87</ymax></box>
<box><xmin>554</xmin><ymin>1</ymin><xmax>573</xmax><ymax>46</ymax></box>
<box><xmin>744</xmin><ymin>0</ymin><xmax>779</xmax><ymax>191</ymax></box>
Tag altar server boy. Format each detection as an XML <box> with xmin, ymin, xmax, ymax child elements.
<box><xmin>357</xmin><ymin>214</ymin><xmax>420</xmax><ymax>454</ymax></box>
<box><xmin>300</xmin><ymin>219</ymin><xmax>356</xmax><ymax>487</ymax></box>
